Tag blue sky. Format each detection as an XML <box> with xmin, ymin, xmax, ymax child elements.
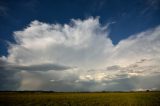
<box><xmin>0</xmin><ymin>0</ymin><xmax>160</xmax><ymax>91</ymax></box>
<box><xmin>0</xmin><ymin>0</ymin><xmax>160</xmax><ymax>56</ymax></box>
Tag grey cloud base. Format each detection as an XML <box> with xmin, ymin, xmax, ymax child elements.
<box><xmin>0</xmin><ymin>17</ymin><xmax>160</xmax><ymax>91</ymax></box>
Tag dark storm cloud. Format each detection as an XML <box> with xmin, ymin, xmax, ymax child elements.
<box><xmin>0</xmin><ymin>58</ymin><xmax>72</xmax><ymax>90</ymax></box>
<box><xmin>103</xmin><ymin>75</ymin><xmax>160</xmax><ymax>91</ymax></box>
<box><xmin>0</xmin><ymin>69</ymin><xmax>20</xmax><ymax>91</ymax></box>
<box><xmin>5</xmin><ymin>63</ymin><xmax>71</xmax><ymax>71</ymax></box>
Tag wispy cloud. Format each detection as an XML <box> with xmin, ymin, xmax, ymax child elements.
<box><xmin>141</xmin><ymin>0</ymin><xmax>160</xmax><ymax>15</ymax></box>
<box><xmin>0</xmin><ymin>5</ymin><xmax>8</xmax><ymax>16</ymax></box>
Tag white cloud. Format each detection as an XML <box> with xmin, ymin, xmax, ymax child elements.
<box><xmin>0</xmin><ymin>17</ymin><xmax>160</xmax><ymax>91</ymax></box>
<box><xmin>7</xmin><ymin>17</ymin><xmax>113</xmax><ymax>69</ymax></box>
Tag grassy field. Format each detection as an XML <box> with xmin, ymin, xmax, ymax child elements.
<box><xmin>0</xmin><ymin>91</ymin><xmax>160</xmax><ymax>106</ymax></box>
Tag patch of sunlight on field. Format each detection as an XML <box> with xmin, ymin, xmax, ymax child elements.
<box><xmin>0</xmin><ymin>92</ymin><xmax>160</xmax><ymax>106</ymax></box>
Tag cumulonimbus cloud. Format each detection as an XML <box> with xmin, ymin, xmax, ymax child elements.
<box><xmin>0</xmin><ymin>17</ymin><xmax>160</xmax><ymax>91</ymax></box>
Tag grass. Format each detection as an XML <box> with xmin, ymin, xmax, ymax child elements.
<box><xmin>0</xmin><ymin>91</ymin><xmax>160</xmax><ymax>106</ymax></box>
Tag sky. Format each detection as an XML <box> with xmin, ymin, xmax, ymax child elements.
<box><xmin>0</xmin><ymin>0</ymin><xmax>160</xmax><ymax>91</ymax></box>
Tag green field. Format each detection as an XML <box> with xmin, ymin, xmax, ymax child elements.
<box><xmin>0</xmin><ymin>92</ymin><xmax>160</xmax><ymax>106</ymax></box>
